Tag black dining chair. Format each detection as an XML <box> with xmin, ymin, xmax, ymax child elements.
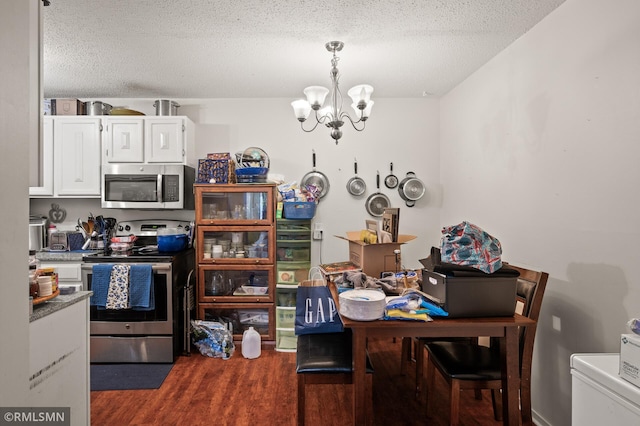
<box><xmin>296</xmin><ymin>329</ymin><xmax>374</xmax><ymax>426</ymax></box>
<box><xmin>423</xmin><ymin>264</ymin><xmax>548</xmax><ymax>425</ymax></box>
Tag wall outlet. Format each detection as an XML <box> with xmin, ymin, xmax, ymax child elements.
<box><xmin>552</xmin><ymin>315</ymin><xmax>561</xmax><ymax>332</ymax></box>
<box><xmin>313</xmin><ymin>223</ymin><xmax>323</xmax><ymax>240</ymax></box>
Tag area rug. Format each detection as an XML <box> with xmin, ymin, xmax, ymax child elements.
<box><xmin>90</xmin><ymin>363</ymin><xmax>173</xmax><ymax>391</ymax></box>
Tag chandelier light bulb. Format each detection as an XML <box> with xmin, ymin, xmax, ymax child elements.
<box><xmin>303</xmin><ymin>86</ymin><xmax>330</xmax><ymax>110</ymax></box>
<box><xmin>291</xmin><ymin>99</ymin><xmax>312</xmax><ymax>121</ymax></box>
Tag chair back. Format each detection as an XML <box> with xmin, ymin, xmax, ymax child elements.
<box><xmin>504</xmin><ymin>264</ymin><xmax>549</xmax><ymax>372</ymax></box>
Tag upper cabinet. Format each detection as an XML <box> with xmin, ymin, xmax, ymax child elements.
<box><xmin>102</xmin><ymin>117</ymin><xmax>144</xmax><ymax>162</ymax></box>
<box><xmin>30</xmin><ymin>115</ymin><xmax>196</xmax><ymax>198</ymax></box>
<box><xmin>30</xmin><ymin>116</ymin><xmax>102</xmax><ymax>198</ymax></box>
<box><xmin>102</xmin><ymin>116</ymin><xmax>194</xmax><ymax>165</ymax></box>
<box><xmin>29</xmin><ymin>117</ymin><xmax>54</xmax><ymax>197</ymax></box>
<box><xmin>55</xmin><ymin>117</ymin><xmax>102</xmax><ymax>197</ymax></box>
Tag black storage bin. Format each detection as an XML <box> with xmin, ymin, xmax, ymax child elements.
<box><xmin>421</xmin><ymin>269</ymin><xmax>518</xmax><ymax>318</ymax></box>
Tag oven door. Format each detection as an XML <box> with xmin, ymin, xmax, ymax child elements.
<box><xmin>82</xmin><ymin>263</ymin><xmax>175</xmax><ymax>363</ymax></box>
<box><xmin>83</xmin><ymin>263</ymin><xmax>173</xmax><ymax>335</ymax></box>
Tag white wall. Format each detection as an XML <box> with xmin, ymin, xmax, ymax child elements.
<box><xmin>1</xmin><ymin>0</ymin><xmax>35</xmax><ymax>405</ymax></box>
<box><xmin>440</xmin><ymin>0</ymin><xmax>640</xmax><ymax>424</ymax></box>
<box><xmin>31</xmin><ymin>97</ymin><xmax>441</xmax><ymax>270</ymax></box>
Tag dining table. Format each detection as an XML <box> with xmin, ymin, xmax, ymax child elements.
<box><xmin>329</xmin><ymin>282</ymin><xmax>536</xmax><ymax>425</ymax></box>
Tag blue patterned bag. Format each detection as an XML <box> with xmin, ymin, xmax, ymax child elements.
<box><xmin>440</xmin><ymin>221</ymin><xmax>502</xmax><ymax>274</ymax></box>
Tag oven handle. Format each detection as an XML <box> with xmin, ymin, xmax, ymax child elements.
<box><xmin>82</xmin><ymin>264</ymin><xmax>171</xmax><ymax>271</ymax></box>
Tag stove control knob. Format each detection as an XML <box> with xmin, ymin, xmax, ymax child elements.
<box><xmin>124</xmin><ymin>224</ymin><xmax>131</xmax><ymax>232</ymax></box>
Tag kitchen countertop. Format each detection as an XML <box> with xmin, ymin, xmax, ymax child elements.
<box><xmin>30</xmin><ymin>291</ymin><xmax>92</xmax><ymax>322</ymax></box>
<box><xmin>35</xmin><ymin>250</ymin><xmax>101</xmax><ymax>262</ymax></box>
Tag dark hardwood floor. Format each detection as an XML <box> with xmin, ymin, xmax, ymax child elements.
<box><xmin>91</xmin><ymin>337</ymin><xmax>506</xmax><ymax>425</ymax></box>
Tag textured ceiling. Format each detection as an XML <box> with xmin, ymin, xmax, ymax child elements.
<box><xmin>42</xmin><ymin>0</ymin><xmax>565</xmax><ymax>99</ymax></box>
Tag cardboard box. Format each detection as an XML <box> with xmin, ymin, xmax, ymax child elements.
<box><xmin>54</xmin><ymin>98</ymin><xmax>85</xmax><ymax>115</ymax></box>
<box><xmin>336</xmin><ymin>232</ymin><xmax>416</xmax><ymax>279</ymax></box>
<box><xmin>421</xmin><ymin>269</ymin><xmax>517</xmax><ymax>317</ymax></box>
<box><xmin>620</xmin><ymin>334</ymin><xmax>640</xmax><ymax>387</ymax></box>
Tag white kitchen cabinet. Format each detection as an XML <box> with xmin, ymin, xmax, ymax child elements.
<box><xmin>102</xmin><ymin>117</ymin><xmax>145</xmax><ymax>162</ymax></box>
<box><xmin>30</xmin><ymin>116</ymin><xmax>102</xmax><ymax>198</ymax></box>
<box><xmin>38</xmin><ymin>260</ymin><xmax>83</xmax><ymax>291</ymax></box>
<box><xmin>103</xmin><ymin>116</ymin><xmax>194</xmax><ymax>165</ymax></box>
<box><xmin>29</xmin><ymin>295</ymin><xmax>90</xmax><ymax>426</ymax></box>
<box><xmin>29</xmin><ymin>117</ymin><xmax>54</xmax><ymax>196</ymax></box>
<box><xmin>54</xmin><ymin>117</ymin><xmax>102</xmax><ymax>197</ymax></box>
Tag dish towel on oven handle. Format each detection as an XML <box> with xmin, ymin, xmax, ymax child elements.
<box><xmin>130</xmin><ymin>264</ymin><xmax>155</xmax><ymax>311</ymax></box>
<box><xmin>90</xmin><ymin>264</ymin><xmax>113</xmax><ymax>308</ymax></box>
<box><xmin>106</xmin><ymin>264</ymin><xmax>130</xmax><ymax>310</ymax></box>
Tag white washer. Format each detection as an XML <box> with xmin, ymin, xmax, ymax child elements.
<box><xmin>571</xmin><ymin>353</ymin><xmax>640</xmax><ymax>425</ymax></box>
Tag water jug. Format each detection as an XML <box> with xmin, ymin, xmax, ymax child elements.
<box><xmin>241</xmin><ymin>326</ymin><xmax>261</xmax><ymax>359</ymax></box>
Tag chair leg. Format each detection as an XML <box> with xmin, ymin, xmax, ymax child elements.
<box><xmin>400</xmin><ymin>337</ymin><xmax>412</xmax><ymax>375</ymax></box>
<box><xmin>415</xmin><ymin>342</ymin><xmax>424</xmax><ymax>397</ymax></box>
<box><xmin>425</xmin><ymin>354</ymin><xmax>436</xmax><ymax>417</ymax></box>
<box><xmin>450</xmin><ymin>379</ymin><xmax>461</xmax><ymax>426</ymax></box>
<box><xmin>490</xmin><ymin>389</ymin><xmax>503</xmax><ymax>421</ymax></box>
<box><xmin>297</xmin><ymin>375</ymin><xmax>305</xmax><ymax>426</ymax></box>
<box><xmin>520</xmin><ymin>384</ymin><xmax>533</xmax><ymax>425</ymax></box>
<box><xmin>366</xmin><ymin>372</ymin><xmax>373</xmax><ymax>425</ymax></box>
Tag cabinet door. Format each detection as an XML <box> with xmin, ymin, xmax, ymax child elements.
<box><xmin>145</xmin><ymin>118</ymin><xmax>184</xmax><ymax>163</ymax></box>
<box><xmin>197</xmin><ymin>225</ymin><xmax>274</xmax><ymax>264</ymax></box>
<box><xmin>198</xmin><ymin>303</ymin><xmax>275</xmax><ymax>340</ymax></box>
<box><xmin>103</xmin><ymin>117</ymin><xmax>144</xmax><ymax>162</ymax></box>
<box><xmin>198</xmin><ymin>264</ymin><xmax>274</xmax><ymax>302</ymax></box>
<box><xmin>195</xmin><ymin>184</ymin><xmax>275</xmax><ymax>225</ymax></box>
<box><xmin>29</xmin><ymin>117</ymin><xmax>54</xmax><ymax>196</ymax></box>
<box><xmin>54</xmin><ymin>118</ymin><xmax>102</xmax><ymax>196</ymax></box>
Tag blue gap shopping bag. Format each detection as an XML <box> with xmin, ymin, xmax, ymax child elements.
<box><xmin>295</xmin><ymin>279</ymin><xmax>344</xmax><ymax>335</ymax></box>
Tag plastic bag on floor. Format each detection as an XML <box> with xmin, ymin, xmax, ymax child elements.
<box><xmin>191</xmin><ymin>320</ymin><xmax>235</xmax><ymax>359</ymax></box>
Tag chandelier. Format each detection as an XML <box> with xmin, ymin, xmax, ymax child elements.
<box><xmin>291</xmin><ymin>41</ymin><xmax>374</xmax><ymax>145</ymax></box>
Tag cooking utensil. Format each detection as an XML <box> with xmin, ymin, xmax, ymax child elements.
<box><xmin>346</xmin><ymin>158</ymin><xmax>366</xmax><ymax>196</ymax></box>
<box><xmin>85</xmin><ymin>101</ymin><xmax>112</xmax><ymax>115</ymax></box>
<box><xmin>77</xmin><ymin>218</ymin><xmax>87</xmax><ymax>239</ymax></box>
<box><xmin>398</xmin><ymin>171</ymin><xmax>426</xmax><ymax>207</ymax></box>
<box><xmin>301</xmin><ymin>149</ymin><xmax>330</xmax><ymax>199</ymax></box>
<box><xmin>384</xmin><ymin>162</ymin><xmax>398</xmax><ymax>189</ymax></box>
<box><xmin>29</xmin><ymin>216</ymin><xmax>47</xmax><ymax>252</ymax></box>
<box><xmin>365</xmin><ymin>171</ymin><xmax>391</xmax><ymax>217</ymax></box>
<box><xmin>153</xmin><ymin>99</ymin><xmax>180</xmax><ymax>116</ymax></box>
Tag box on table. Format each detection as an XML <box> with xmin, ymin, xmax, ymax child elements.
<box><xmin>53</xmin><ymin>98</ymin><xmax>85</xmax><ymax>115</ymax></box>
<box><xmin>335</xmin><ymin>232</ymin><xmax>416</xmax><ymax>279</ymax></box>
<box><xmin>421</xmin><ymin>269</ymin><xmax>517</xmax><ymax>318</ymax></box>
<box><xmin>620</xmin><ymin>334</ymin><xmax>640</xmax><ymax>387</ymax></box>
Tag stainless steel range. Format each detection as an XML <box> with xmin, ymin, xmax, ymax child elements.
<box><xmin>82</xmin><ymin>219</ymin><xmax>195</xmax><ymax>363</ymax></box>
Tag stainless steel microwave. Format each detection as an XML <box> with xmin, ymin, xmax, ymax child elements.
<box><xmin>101</xmin><ymin>164</ymin><xmax>195</xmax><ymax>209</ymax></box>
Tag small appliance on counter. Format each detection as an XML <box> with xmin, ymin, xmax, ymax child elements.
<box><xmin>29</xmin><ymin>215</ymin><xmax>47</xmax><ymax>252</ymax></box>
